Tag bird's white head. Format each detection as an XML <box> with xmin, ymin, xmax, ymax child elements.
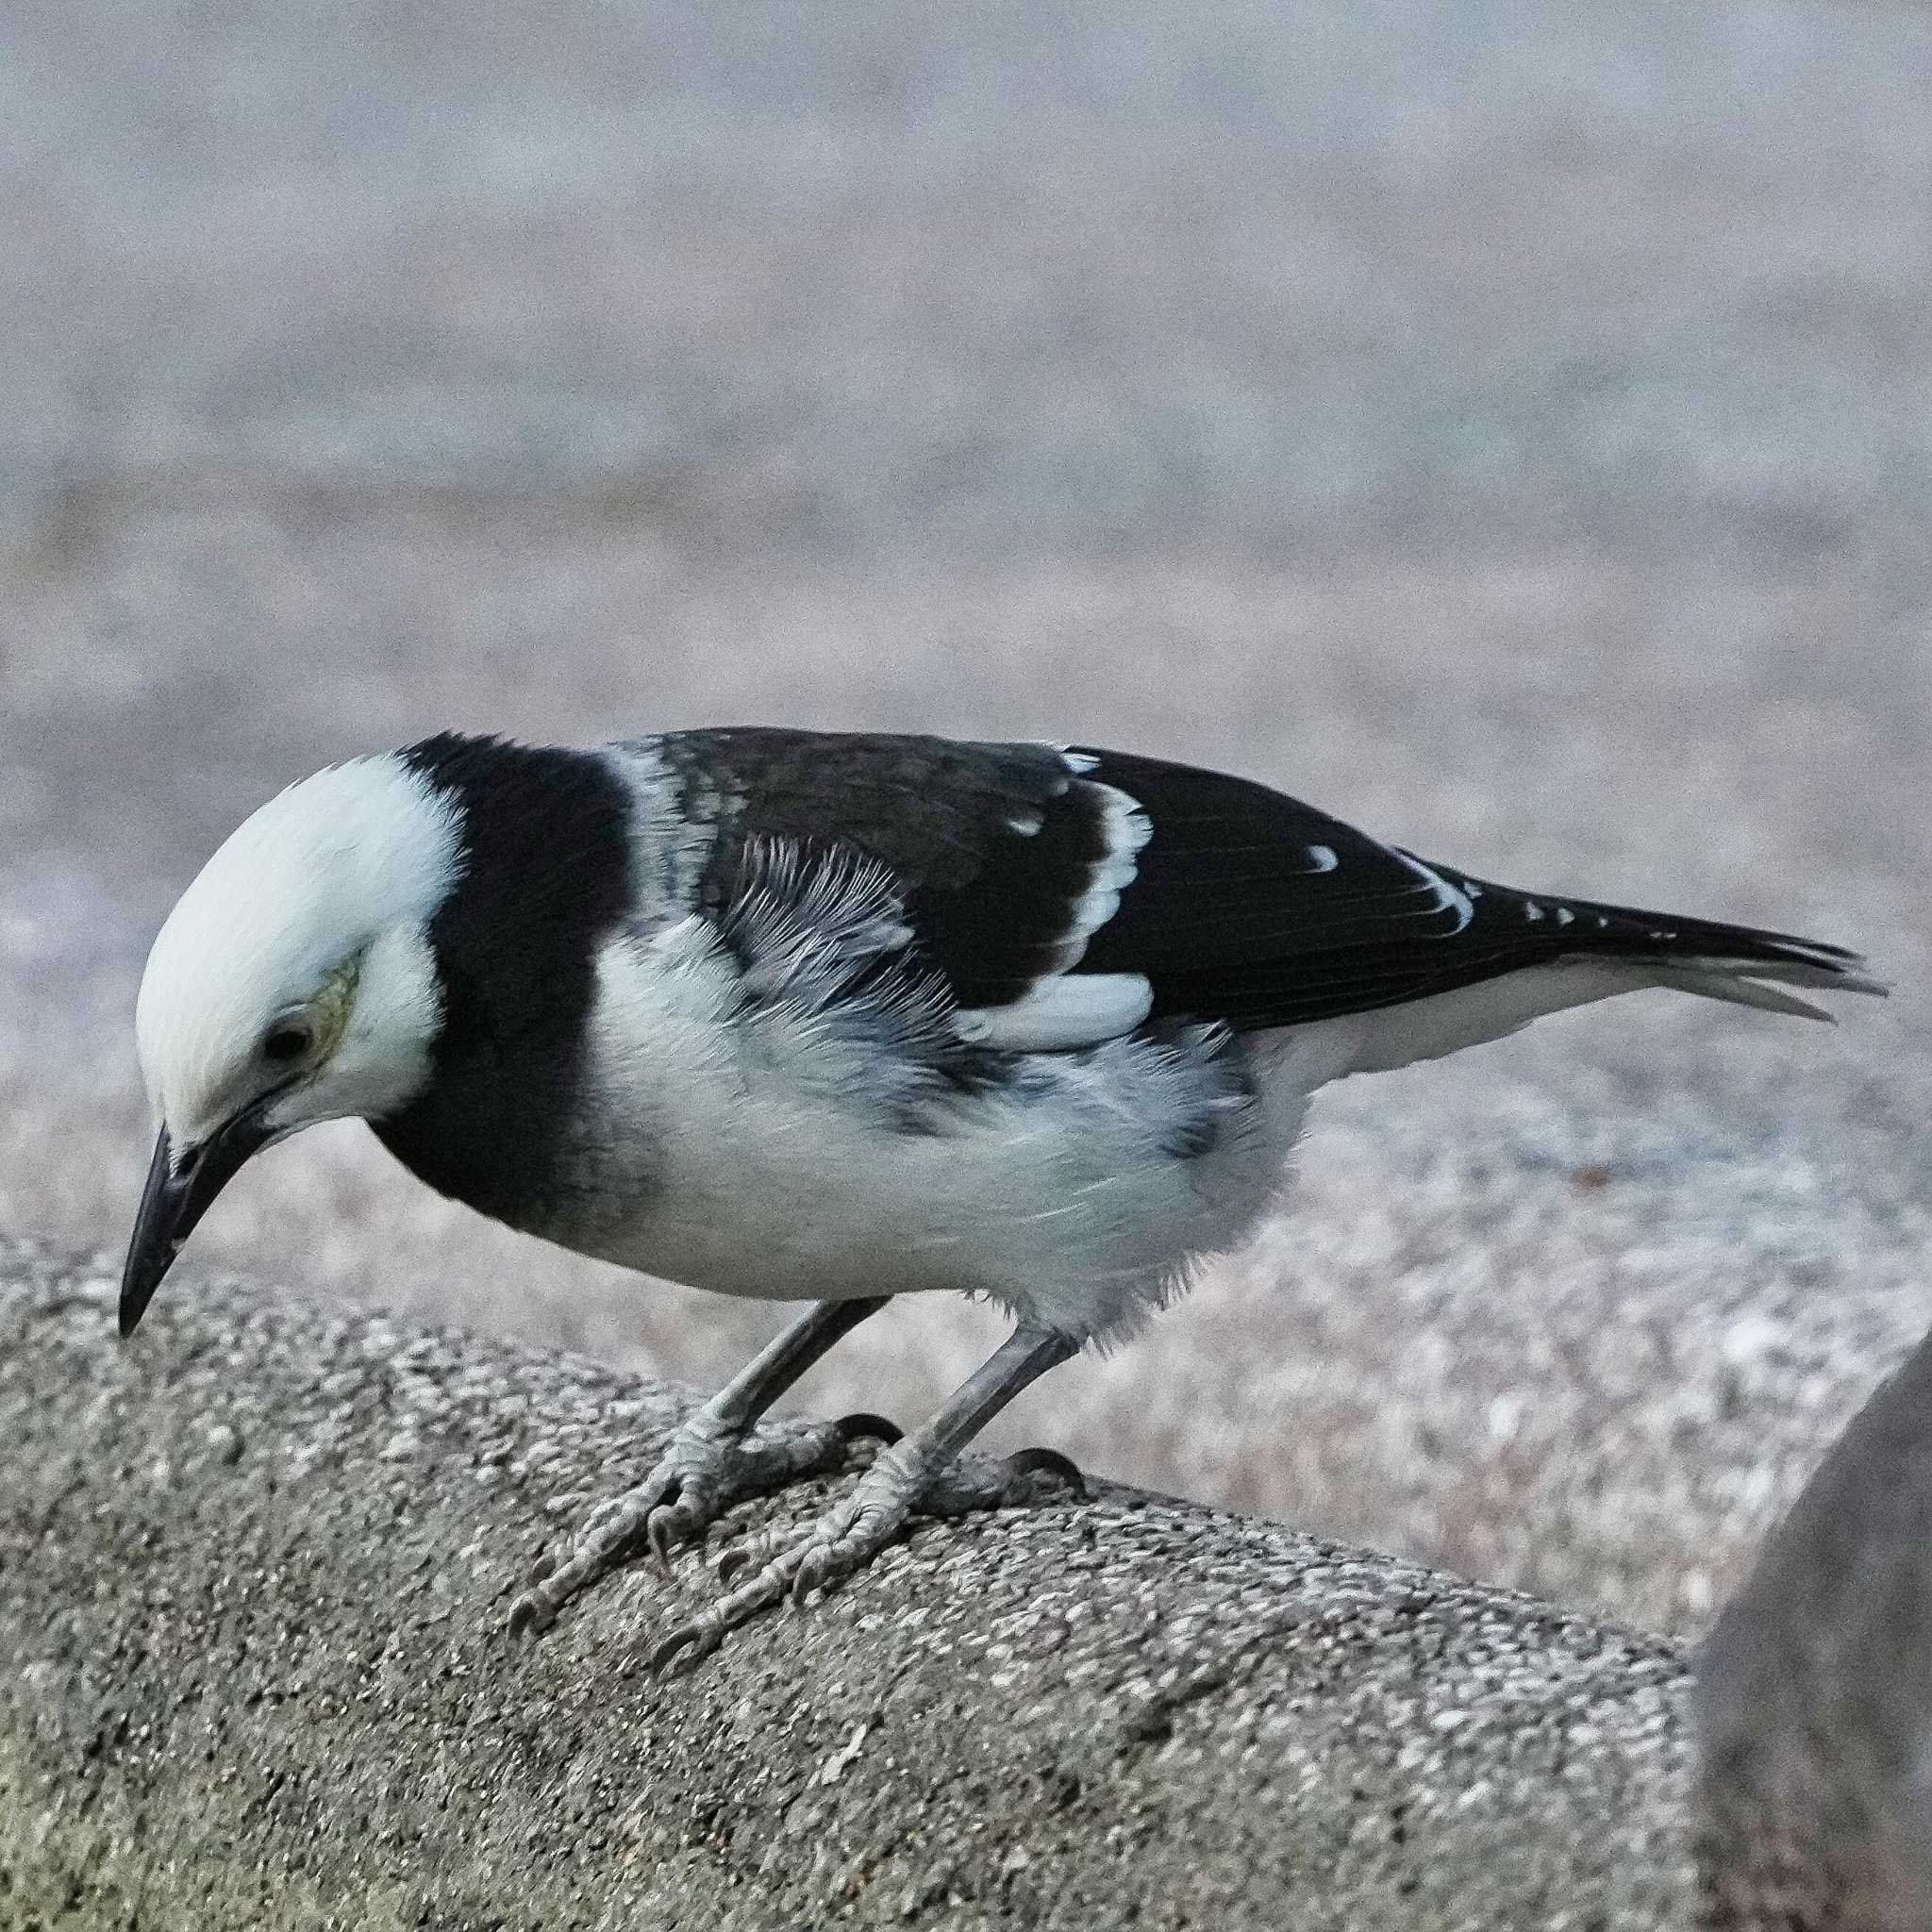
<box><xmin>123</xmin><ymin>753</ymin><xmax>463</xmax><ymax>1335</ymax></box>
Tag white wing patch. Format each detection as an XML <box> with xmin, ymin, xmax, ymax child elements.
<box><xmin>969</xmin><ymin>766</ymin><xmax>1153</xmax><ymax>1044</ymax></box>
<box><xmin>719</xmin><ymin>750</ymin><xmax>1165</xmax><ymax>1067</ymax></box>
<box><xmin>1058</xmin><ymin>780</ymin><xmax>1152</xmax><ymax>960</ymax></box>
<box><xmin>1306</xmin><ymin>844</ymin><xmax>1339</xmax><ymax>873</ymax></box>
<box><xmin>957</xmin><ymin>974</ymin><xmax>1154</xmax><ymax>1052</ymax></box>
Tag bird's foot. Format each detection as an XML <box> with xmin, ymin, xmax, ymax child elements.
<box><xmin>645</xmin><ymin>1441</ymin><xmax>1085</xmax><ymax>1674</ymax></box>
<box><xmin>508</xmin><ymin>1408</ymin><xmax>900</xmax><ymax>1638</ymax></box>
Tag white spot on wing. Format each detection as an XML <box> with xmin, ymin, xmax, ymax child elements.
<box><xmin>1306</xmin><ymin>844</ymin><xmax>1339</xmax><ymax>873</ymax></box>
<box><xmin>1524</xmin><ymin>902</ymin><xmax>1544</xmax><ymax>922</ymax></box>
<box><xmin>958</xmin><ymin>974</ymin><xmax>1153</xmax><ymax>1051</ymax></box>
<box><xmin>1555</xmin><ymin>906</ymin><xmax>1575</xmax><ymax>926</ymax></box>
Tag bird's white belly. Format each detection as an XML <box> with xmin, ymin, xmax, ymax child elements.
<box><xmin>549</xmin><ymin>931</ymin><xmax>1309</xmax><ymax>1340</ymax></box>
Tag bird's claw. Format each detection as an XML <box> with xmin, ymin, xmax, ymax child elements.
<box><xmin>645</xmin><ymin>1496</ymin><xmax>690</xmax><ymax>1574</ymax></box>
<box><xmin>508</xmin><ymin>1410</ymin><xmax>881</xmax><ymax>1637</ymax></box>
<box><xmin>646</xmin><ymin>1617</ymin><xmax>723</xmax><ymax>1677</ymax></box>
<box><xmin>511</xmin><ymin>1403</ymin><xmax>1085</xmax><ymax>1660</ymax></box>
<box><xmin>1003</xmin><ymin>1444</ymin><xmax>1087</xmax><ymax>1499</ymax></box>
<box><xmin>712</xmin><ymin>1540</ymin><xmax>757</xmax><ymax>1586</ymax></box>
<box><xmin>833</xmin><ymin>1410</ymin><xmax>904</xmax><ymax>1445</ymax></box>
<box><xmin>641</xmin><ymin>1457</ymin><xmax>767</xmax><ymax>1574</ymax></box>
<box><xmin>508</xmin><ymin>1590</ymin><xmax>555</xmax><ymax>1640</ymax></box>
<box><xmin>791</xmin><ymin>1543</ymin><xmax>834</xmax><ymax>1604</ymax></box>
<box><xmin>648</xmin><ymin>1492</ymin><xmax>898</xmax><ymax>1673</ymax></box>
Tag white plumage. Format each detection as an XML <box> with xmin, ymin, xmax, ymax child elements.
<box><xmin>135</xmin><ymin>756</ymin><xmax>459</xmax><ymax>1151</ymax></box>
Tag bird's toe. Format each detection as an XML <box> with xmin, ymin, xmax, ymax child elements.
<box><xmin>789</xmin><ymin>1539</ymin><xmax>839</xmax><ymax>1605</ymax></box>
<box><xmin>507</xmin><ymin>1583</ymin><xmax>558</xmax><ymax>1639</ymax></box>
<box><xmin>647</xmin><ymin>1482</ymin><xmax>916</xmax><ymax>1664</ymax></box>
<box><xmin>508</xmin><ymin>1412</ymin><xmax>901</xmax><ymax>1637</ymax></box>
<box><xmin>645</xmin><ymin>1493</ymin><xmax>697</xmax><ymax>1573</ymax></box>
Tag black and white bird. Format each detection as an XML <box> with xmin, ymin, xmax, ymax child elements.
<box><xmin>122</xmin><ymin>728</ymin><xmax>1882</xmax><ymax>1663</ymax></box>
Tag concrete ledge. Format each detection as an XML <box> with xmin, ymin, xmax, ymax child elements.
<box><xmin>0</xmin><ymin>1238</ymin><xmax>1693</xmax><ymax>1929</ymax></box>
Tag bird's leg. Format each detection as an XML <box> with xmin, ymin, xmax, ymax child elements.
<box><xmin>648</xmin><ymin>1324</ymin><xmax>1080</xmax><ymax>1673</ymax></box>
<box><xmin>508</xmin><ymin>1294</ymin><xmax>891</xmax><ymax>1636</ymax></box>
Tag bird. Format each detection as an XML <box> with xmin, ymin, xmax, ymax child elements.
<box><xmin>122</xmin><ymin>727</ymin><xmax>1884</xmax><ymax>1666</ymax></box>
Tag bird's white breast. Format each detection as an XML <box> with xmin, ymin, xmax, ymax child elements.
<box><xmin>542</xmin><ymin>924</ymin><xmax>1307</xmax><ymax>1341</ymax></box>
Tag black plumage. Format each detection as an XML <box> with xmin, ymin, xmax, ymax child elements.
<box><xmin>660</xmin><ymin>728</ymin><xmax>1121</xmax><ymax>1008</ymax></box>
<box><xmin>376</xmin><ymin>734</ymin><xmax>635</xmax><ymax>1227</ymax></box>
<box><xmin>1071</xmin><ymin>747</ymin><xmax>1863</xmax><ymax>1028</ymax></box>
<box><xmin>657</xmin><ymin>728</ymin><xmax>1869</xmax><ymax>1036</ymax></box>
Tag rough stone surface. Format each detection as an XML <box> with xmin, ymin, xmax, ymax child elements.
<box><xmin>0</xmin><ymin>1239</ymin><xmax>1693</xmax><ymax>1929</ymax></box>
<box><xmin>2</xmin><ymin>0</ymin><xmax>1928</xmax><ymax>1646</ymax></box>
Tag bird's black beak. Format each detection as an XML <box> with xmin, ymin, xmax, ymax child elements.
<box><xmin>120</xmin><ymin>1108</ymin><xmax>276</xmax><ymax>1338</ymax></box>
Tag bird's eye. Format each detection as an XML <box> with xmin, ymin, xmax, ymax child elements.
<box><xmin>261</xmin><ymin>1024</ymin><xmax>311</xmax><ymax>1064</ymax></box>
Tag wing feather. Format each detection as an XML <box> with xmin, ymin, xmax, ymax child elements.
<box><xmin>654</xmin><ymin>730</ymin><xmax>1874</xmax><ymax>1047</ymax></box>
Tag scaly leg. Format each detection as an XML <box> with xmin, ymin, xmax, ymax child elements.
<box><xmin>509</xmin><ymin>1295</ymin><xmax>891</xmax><ymax>1636</ymax></box>
<box><xmin>648</xmin><ymin>1324</ymin><xmax>1080</xmax><ymax>1673</ymax></box>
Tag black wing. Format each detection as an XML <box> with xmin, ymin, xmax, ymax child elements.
<box><xmin>1074</xmin><ymin>747</ymin><xmax>1871</xmax><ymax>1028</ymax></box>
<box><xmin>660</xmin><ymin>727</ymin><xmax>1142</xmax><ymax>1009</ymax></box>
<box><xmin>658</xmin><ymin>729</ymin><xmax>1869</xmax><ymax>1038</ymax></box>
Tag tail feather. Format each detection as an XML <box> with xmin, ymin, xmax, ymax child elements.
<box><xmin>1643</xmin><ymin>966</ymin><xmax>1840</xmax><ymax>1024</ymax></box>
<box><xmin>1585</xmin><ymin>916</ymin><xmax>1890</xmax><ymax>1026</ymax></box>
<box><xmin>1638</xmin><ymin>945</ymin><xmax>1886</xmax><ymax>1023</ymax></box>
<box><xmin>1285</xmin><ymin>891</ymin><xmax>1884</xmax><ymax>1081</ymax></box>
<box><xmin>1449</xmin><ymin>866</ymin><xmax>1889</xmax><ymax>1018</ymax></box>
<box><xmin>1730</xmin><ymin>958</ymin><xmax>1889</xmax><ymax>996</ymax></box>
<box><xmin>1262</xmin><ymin>848</ymin><xmax>1885</xmax><ymax>1079</ymax></box>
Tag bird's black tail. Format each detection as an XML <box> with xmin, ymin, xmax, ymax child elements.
<box><xmin>1440</xmin><ymin>863</ymin><xmax>1889</xmax><ymax>1022</ymax></box>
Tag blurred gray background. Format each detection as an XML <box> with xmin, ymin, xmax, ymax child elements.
<box><xmin>2</xmin><ymin>0</ymin><xmax>1926</xmax><ymax>1635</ymax></box>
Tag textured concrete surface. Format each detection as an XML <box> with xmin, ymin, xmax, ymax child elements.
<box><xmin>0</xmin><ymin>1239</ymin><xmax>1694</xmax><ymax>1929</ymax></box>
<box><xmin>2</xmin><ymin>1</ymin><xmax>1928</xmax><ymax>1640</ymax></box>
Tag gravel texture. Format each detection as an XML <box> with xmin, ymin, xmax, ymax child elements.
<box><xmin>0</xmin><ymin>1238</ymin><xmax>1695</xmax><ymax>1930</ymax></box>
<box><xmin>1</xmin><ymin>0</ymin><xmax>1927</xmax><ymax>1643</ymax></box>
